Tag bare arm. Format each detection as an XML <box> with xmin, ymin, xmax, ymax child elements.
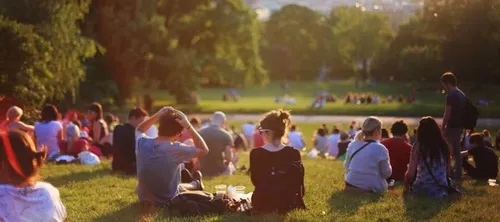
<box><xmin>136</xmin><ymin>107</ymin><xmax>172</xmax><ymax>134</ymax></box>
<box><xmin>16</xmin><ymin>121</ymin><xmax>34</xmax><ymax>132</ymax></box>
<box><xmin>224</xmin><ymin>145</ymin><xmax>233</xmax><ymax>164</ymax></box>
<box><xmin>405</xmin><ymin>144</ymin><xmax>419</xmax><ymax>190</ymax></box>
<box><xmin>174</xmin><ymin>109</ymin><xmax>209</xmax><ymax>158</ymax></box>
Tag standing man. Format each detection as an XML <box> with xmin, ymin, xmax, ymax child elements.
<box><xmin>441</xmin><ymin>72</ymin><xmax>466</xmax><ymax>180</ymax></box>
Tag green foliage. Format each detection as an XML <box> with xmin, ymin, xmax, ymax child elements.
<box><xmin>0</xmin><ymin>18</ymin><xmax>52</xmax><ymax>106</ymax></box>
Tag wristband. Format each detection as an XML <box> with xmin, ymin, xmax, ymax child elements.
<box><xmin>186</xmin><ymin>125</ymin><xmax>192</xmax><ymax>130</ymax></box>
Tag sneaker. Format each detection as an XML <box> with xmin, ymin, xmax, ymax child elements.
<box><xmin>193</xmin><ymin>170</ymin><xmax>205</xmax><ymax>191</ymax></box>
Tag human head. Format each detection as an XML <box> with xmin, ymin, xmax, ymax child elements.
<box><xmin>128</xmin><ymin>108</ymin><xmax>148</xmax><ymax>128</ymax></box>
<box><xmin>441</xmin><ymin>72</ymin><xmax>457</xmax><ymax>91</ymax></box>
<box><xmin>332</xmin><ymin>128</ymin><xmax>340</xmax><ymax>134</ymax></box>
<box><xmin>354</xmin><ymin>117</ymin><xmax>382</xmax><ymax>141</ymax></box>
<box><xmin>211</xmin><ymin>111</ymin><xmax>227</xmax><ymax>127</ymax></box>
<box><xmin>482</xmin><ymin>130</ymin><xmax>491</xmax><ymax>138</ymax></box>
<box><xmin>469</xmin><ymin>133</ymin><xmax>485</xmax><ymax>148</ymax></box>
<box><xmin>317</xmin><ymin>128</ymin><xmax>326</xmax><ymax>137</ymax></box>
<box><xmin>88</xmin><ymin>102</ymin><xmax>103</xmax><ymax>121</ymax></box>
<box><xmin>6</xmin><ymin>106</ymin><xmax>23</xmax><ymax>121</ymax></box>
<box><xmin>66</xmin><ymin>124</ymin><xmax>81</xmax><ymax>141</ymax></box>
<box><xmin>290</xmin><ymin>124</ymin><xmax>298</xmax><ymax>132</ymax></box>
<box><xmin>64</xmin><ymin>111</ymin><xmax>78</xmax><ymax>122</ymax></box>
<box><xmin>259</xmin><ymin>109</ymin><xmax>291</xmax><ymax>144</ymax></box>
<box><xmin>0</xmin><ymin>131</ymin><xmax>46</xmax><ymax>186</ymax></box>
<box><xmin>158</xmin><ymin>110</ymin><xmax>183</xmax><ymax>138</ymax></box>
<box><xmin>340</xmin><ymin>131</ymin><xmax>349</xmax><ymax>141</ymax></box>
<box><xmin>416</xmin><ymin>117</ymin><xmax>449</xmax><ymax>161</ymax></box>
<box><xmin>190</xmin><ymin>117</ymin><xmax>201</xmax><ymax>130</ymax></box>
<box><xmin>381</xmin><ymin>128</ymin><xmax>390</xmax><ymax>139</ymax></box>
<box><xmin>40</xmin><ymin>104</ymin><xmax>58</xmax><ymax>122</ymax></box>
<box><xmin>104</xmin><ymin>113</ymin><xmax>115</xmax><ymax>127</ymax></box>
<box><xmin>391</xmin><ymin>120</ymin><xmax>408</xmax><ymax>137</ymax></box>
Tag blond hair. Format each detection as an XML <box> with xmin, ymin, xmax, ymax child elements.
<box><xmin>354</xmin><ymin>116</ymin><xmax>382</xmax><ymax>141</ymax></box>
<box><xmin>6</xmin><ymin>106</ymin><xmax>23</xmax><ymax>120</ymax></box>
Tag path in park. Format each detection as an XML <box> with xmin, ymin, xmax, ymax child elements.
<box><xmin>195</xmin><ymin>114</ymin><xmax>500</xmax><ymax>128</ymax></box>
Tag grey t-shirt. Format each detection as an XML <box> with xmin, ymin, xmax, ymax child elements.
<box><xmin>135</xmin><ymin>133</ymin><xmax>198</xmax><ymax>204</ymax></box>
<box><xmin>198</xmin><ymin>125</ymin><xmax>234</xmax><ymax>176</ymax></box>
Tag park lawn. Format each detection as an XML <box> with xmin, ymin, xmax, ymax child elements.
<box><xmin>140</xmin><ymin>81</ymin><xmax>500</xmax><ymax>118</ymax></box>
<box><xmin>40</xmin><ymin>121</ymin><xmax>500</xmax><ymax>222</ymax></box>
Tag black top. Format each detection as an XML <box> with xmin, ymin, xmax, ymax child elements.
<box><xmin>112</xmin><ymin>123</ymin><xmax>136</xmax><ymax>174</ymax></box>
<box><xmin>468</xmin><ymin>145</ymin><xmax>498</xmax><ymax>177</ymax></box>
<box><xmin>445</xmin><ymin>89</ymin><xmax>466</xmax><ymax>128</ymax></box>
<box><xmin>495</xmin><ymin>137</ymin><xmax>500</xmax><ymax>151</ymax></box>
<box><xmin>338</xmin><ymin>141</ymin><xmax>351</xmax><ymax>158</ymax></box>
<box><xmin>250</xmin><ymin>146</ymin><xmax>306</xmax><ymax>214</ymax></box>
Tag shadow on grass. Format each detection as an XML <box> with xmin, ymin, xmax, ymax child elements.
<box><xmin>95</xmin><ymin>202</ymin><xmax>142</xmax><ymax>222</ymax></box>
<box><xmin>403</xmin><ymin>193</ymin><xmax>459</xmax><ymax>221</ymax></box>
<box><xmin>44</xmin><ymin>168</ymin><xmax>129</xmax><ymax>187</ymax></box>
<box><xmin>329</xmin><ymin>191</ymin><xmax>382</xmax><ymax>216</ymax></box>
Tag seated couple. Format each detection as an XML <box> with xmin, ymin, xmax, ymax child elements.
<box><xmin>135</xmin><ymin>107</ymin><xmax>306</xmax><ymax>214</ymax></box>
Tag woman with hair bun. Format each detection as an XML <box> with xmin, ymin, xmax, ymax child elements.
<box><xmin>0</xmin><ymin>131</ymin><xmax>66</xmax><ymax>221</ymax></box>
<box><xmin>250</xmin><ymin>109</ymin><xmax>306</xmax><ymax>214</ymax></box>
<box><xmin>344</xmin><ymin>116</ymin><xmax>392</xmax><ymax>193</ymax></box>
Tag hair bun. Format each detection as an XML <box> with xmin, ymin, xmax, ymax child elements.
<box><xmin>277</xmin><ymin>110</ymin><xmax>291</xmax><ymax>121</ymax></box>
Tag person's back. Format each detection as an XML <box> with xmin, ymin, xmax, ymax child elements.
<box><xmin>382</xmin><ymin>138</ymin><xmax>411</xmax><ymax>181</ymax></box>
<box><xmin>327</xmin><ymin>132</ymin><xmax>341</xmax><ymax>157</ymax></box>
<box><xmin>344</xmin><ymin>140</ymin><xmax>391</xmax><ymax>192</ymax></box>
<box><xmin>112</xmin><ymin>123</ymin><xmax>136</xmax><ymax>174</ymax></box>
<box><xmin>314</xmin><ymin>135</ymin><xmax>328</xmax><ymax>154</ymax></box>
<box><xmin>35</xmin><ymin>121</ymin><xmax>62</xmax><ymax>157</ymax></box>
<box><xmin>0</xmin><ymin>182</ymin><xmax>66</xmax><ymax>222</ymax></box>
<box><xmin>465</xmin><ymin>136</ymin><xmax>499</xmax><ymax>179</ymax></box>
<box><xmin>198</xmin><ymin>125</ymin><xmax>233</xmax><ymax>176</ymax></box>
<box><xmin>288</xmin><ymin>130</ymin><xmax>304</xmax><ymax>150</ymax></box>
<box><xmin>412</xmin><ymin>148</ymin><xmax>448</xmax><ymax>197</ymax></box>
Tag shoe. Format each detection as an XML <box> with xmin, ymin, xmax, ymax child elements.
<box><xmin>193</xmin><ymin>170</ymin><xmax>205</xmax><ymax>191</ymax></box>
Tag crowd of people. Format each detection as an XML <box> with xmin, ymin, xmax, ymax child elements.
<box><xmin>0</xmin><ymin>72</ymin><xmax>499</xmax><ymax>221</ymax></box>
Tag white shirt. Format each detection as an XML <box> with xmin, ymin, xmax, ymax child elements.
<box><xmin>288</xmin><ymin>131</ymin><xmax>305</xmax><ymax>150</ymax></box>
<box><xmin>146</xmin><ymin>124</ymin><xmax>158</xmax><ymax>138</ymax></box>
<box><xmin>0</xmin><ymin>182</ymin><xmax>67</xmax><ymax>222</ymax></box>
<box><xmin>34</xmin><ymin>121</ymin><xmax>63</xmax><ymax>158</ymax></box>
<box><xmin>241</xmin><ymin>123</ymin><xmax>255</xmax><ymax>137</ymax></box>
<box><xmin>344</xmin><ymin>141</ymin><xmax>392</xmax><ymax>192</ymax></box>
<box><xmin>327</xmin><ymin>133</ymin><xmax>341</xmax><ymax>157</ymax></box>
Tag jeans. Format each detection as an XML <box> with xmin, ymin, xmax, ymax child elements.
<box><xmin>446</xmin><ymin>128</ymin><xmax>463</xmax><ymax>180</ymax></box>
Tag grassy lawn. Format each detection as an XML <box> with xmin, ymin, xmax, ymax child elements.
<box><xmin>40</xmin><ymin>121</ymin><xmax>500</xmax><ymax>221</ymax></box>
<box><xmin>140</xmin><ymin>81</ymin><xmax>500</xmax><ymax>118</ymax></box>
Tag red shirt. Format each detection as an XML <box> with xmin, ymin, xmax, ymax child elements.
<box><xmin>59</xmin><ymin>139</ymin><xmax>102</xmax><ymax>157</ymax></box>
<box><xmin>381</xmin><ymin>138</ymin><xmax>412</xmax><ymax>181</ymax></box>
<box><xmin>253</xmin><ymin>131</ymin><xmax>265</xmax><ymax>148</ymax></box>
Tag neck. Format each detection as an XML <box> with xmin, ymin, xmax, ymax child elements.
<box><xmin>393</xmin><ymin>135</ymin><xmax>405</xmax><ymax>139</ymax></box>
<box><xmin>156</xmin><ymin>135</ymin><xmax>177</xmax><ymax>142</ymax></box>
<box><xmin>365</xmin><ymin>136</ymin><xmax>377</xmax><ymax>141</ymax></box>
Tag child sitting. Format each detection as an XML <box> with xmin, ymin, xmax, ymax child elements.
<box><xmin>461</xmin><ymin>133</ymin><xmax>499</xmax><ymax>180</ymax></box>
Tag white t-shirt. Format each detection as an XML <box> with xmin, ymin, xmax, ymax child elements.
<box><xmin>34</xmin><ymin>121</ymin><xmax>63</xmax><ymax>158</ymax></box>
<box><xmin>288</xmin><ymin>131</ymin><xmax>305</xmax><ymax>150</ymax></box>
<box><xmin>0</xmin><ymin>182</ymin><xmax>67</xmax><ymax>222</ymax></box>
<box><xmin>241</xmin><ymin>123</ymin><xmax>255</xmax><ymax>137</ymax></box>
<box><xmin>327</xmin><ymin>133</ymin><xmax>341</xmax><ymax>157</ymax></box>
<box><xmin>146</xmin><ymin>125</ymin><xmax>159</xmax><ymax>138</ymax></box>
<box><xmin>344</xmin><ymin>141</ymin><xmax>392</xmax><ymax>192</ymax></box>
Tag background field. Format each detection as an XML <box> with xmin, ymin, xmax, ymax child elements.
<box><xmin>141</xmin><ymin>81</ymin><xmax>500</xmax><ymax>118</ymax></box>
<box><xmin>40</xmin><ymin>121</ymin><xmax>500</xmax><ymax>222</ymax></box>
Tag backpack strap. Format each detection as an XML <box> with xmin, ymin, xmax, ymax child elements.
<box><xmin>349</xmin><ymin>141</ymin><xmax>374</xmax><ymax>162</ymax></box>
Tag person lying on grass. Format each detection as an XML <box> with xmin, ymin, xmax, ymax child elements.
<box><xmin>0</xmin><ymin>131</ymin><xmax>66</xmax><ymax>221</ymax></box>
<box><xmin>461</xmin><ymin>133</ymin><xmax>498</xmax><ymax>180</ymax></box>
<box><xmin>135</xmin><ymin>107</ymin><xmax>209</xmax><ymax>205</ymax></box>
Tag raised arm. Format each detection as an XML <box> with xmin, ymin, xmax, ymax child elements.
<box><xmin>173</xmin><ymin>110</ymin><xmax>209</xmax><ymax>158</ymax></box>
<box><xmin>16</xmin><ymin>121</ymin><xmax>34</xmax><ymax>132</ymax></box>
<box><xmin>136</xmin><ymin>107</ymin><xmax>173</xmax><ymax>134</ymax></box>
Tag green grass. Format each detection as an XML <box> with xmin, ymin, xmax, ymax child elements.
<box><xmin>139</xmin><ymin>81</ymin><xmax>500</xmax><ymax>118</ymax></box>
<box><xmin>40</xmin><ymin>121</ymin><xmax>500</xmax><ymax>221</ymax></box>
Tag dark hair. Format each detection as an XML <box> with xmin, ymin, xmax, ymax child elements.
<box><xmin>104</xmin><ymin>113</ymin><xmax>115</xmax><ymax>126</ymax></box>
<box><xmin>128</xmin><ymin>108</ymin><xmax>148</xmax><ymax>120</ymax></box>
<box><xmin>290</xmin><ymin>124</ymin><xmax>297</xmax><ymax>131</ymax></box>
<box><xmin>391</xmin><ymin>120</ymin><xmax>408</xmax><ymax>136</ymax></box>
<box><xmin>332</xmin><ymin>128</ymin><xmax>340</xmax><ymax>134</ymax></box>
<box><xmin>40</xmin><ymin>104</ymin><xmax>58</xmax><ymax>122</ymax></box>
<box><xmin>469</xmin><ymin>133</ymin><xmax>485</xmax><ymax>146</ymax></box>
<box><xmin>381</xmin><ymin>128</ymin><xmax>390</xmax><ymax>138</ymax></box>
<box><xmin>317</xmin><ymin>128</ymin><xmax>326</xmax><ymax>137</ymax></box>
<box><xmin>441</xmin><ymin>72</ymin><xmax>457</xmax><ymax>87</ymax></box>
<box><xmin>416</xmin><ymin>117</ymin><xmax>450</xmax><ymax>165</ymax></box>
<box><xmin>158</xmin><ymin>111</ymin><xmax>184</xmax><ymax>137</ymax></box>
<box><xmin>89</xmin><ymin>102</ymin><xmax>103</xmax><ymax>120</ymax></box>
<box><xmin>259</xmin><ymin>109</ymin><xmax>291</xmax><ymax>141</ymax></box>
<box><xmin>0</xmin><ymin>131</ymin><xmax>46</xmax><ymax>185</ymax></box>
<box><xmin>190</xmin><ymin>117</ymin><xmax>201</xmax><ymax>126</ymax></box>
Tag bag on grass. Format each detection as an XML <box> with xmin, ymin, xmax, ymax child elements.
<box><xmin>169</xmin><ymin>191</ymin><xmax>240</xmax><ymax>216</ymax></box>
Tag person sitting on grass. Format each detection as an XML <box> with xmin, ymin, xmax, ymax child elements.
<box><xmin>198</xmin><ymin>112</ymin><xmax>235</xmax><ymax>176</ymax></box>
<box><xmin>381</xmin><ymin>120</ymin><xmax>412</xmax><ymax>182</ymax></box>
<box><xmin>327</xmin><ymin>128</ymin><xmax>341</xmax><ymax>158</ymax></box>
<box><xmin>461</xmin><ymin>133</ymin><xmax>498</xmax><ymax>180</ymax></box>
<box><xmin>60</xmin><ymin>124</ymin><xmax>102</xmax><ymax>157</ymax></box>
<box><xmin>34</xmin><ymin>105</ymin><xmax>63</xmax><ymax>160</ymax></box>
<box><xmin>136</xmin><ymin>107</ymin><xmax>208</xmax><ymax>205</ymax></box>
<box><xmin>405</xmin><ymin>117</ymin><xmax>451</xmax><ymax>198</ymax></box>
<box><xmin>250</xmin><ymin>109</ymin><xmax>306</xmax><ymax>214</ymax></box>
<box><xmin>0</xmin><ymin>131</ymin><xmax>66</xmax><ymax>221</ymax></box>
<box><xmin>344</xmin><ymin>117</ymin><xmax>392</xmax><ymax>193</ymax></box>
<box><xmin>0</xmin><ymin>106</ymin><xmax>34</xmax><ymax>133</ymax></box>
<box><xmin>288</xmin><ymin>124</ymin><xmax>306</xmax><ymax>151</ymax></box>
<box><xmin>112</xmin><ymin>108</ymin><xmax>148</xmax><ymax>175</ymax></box>
<box><xmin>313</xmin><ymin>128</ymin><xmax>328</xmax><ymax>158</ymax></box>
<box><xmin>337</xmin><ymin>132</ymin><xmax>351</xmax><ymax>160</ymax></box>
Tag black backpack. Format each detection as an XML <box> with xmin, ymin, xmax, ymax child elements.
<box><xmin>169</xmin><ymin>191</ymin><xmax>235</xmax><ymax>216</ymax></box>
<box><xmin>463</xmin><ymin>98</ymin><xmax>479</xmax><ymax>130</ymax></box>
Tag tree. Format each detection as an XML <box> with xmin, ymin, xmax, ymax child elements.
<box><xmin>0</xmin><ymin>0</ymin><xmax>97</xmax><ymax>104</ymax></box>
<box><xmin>330</xmin><ymin>7</ymin><xmax>393</xmax><ymax>80</ymax></box>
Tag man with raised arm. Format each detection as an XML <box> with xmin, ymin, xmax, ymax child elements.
<box><xmin>135</xmin><ymin>107</ymin><xmax>209</xmax><ymax>205</ymax></box>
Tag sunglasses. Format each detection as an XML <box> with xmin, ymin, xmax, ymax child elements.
<box><xmin>259</xmin><ymin>128</ymin><xmax>272</xmax><ymax>134</ymax></box>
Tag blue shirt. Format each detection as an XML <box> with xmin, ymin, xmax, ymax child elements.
<box><xmin>445</xmin><ymin>89</ymin><xmax>465</xmax><ymax>128</ymax></box>
<box><xmin>135</xmin><ymin>133</ymin><xmax>198</xmax><ymax>204</ymax></box>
